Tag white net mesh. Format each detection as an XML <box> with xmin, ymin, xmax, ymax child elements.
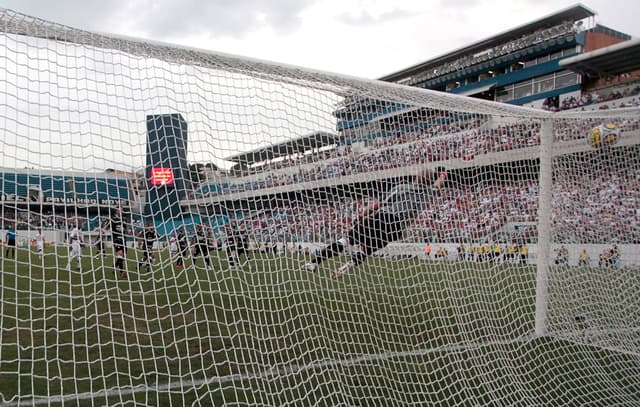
<box><xmin>0</xmin><ymin>8</ymin><xmax>639</xmax><ymax>406</ymax></box>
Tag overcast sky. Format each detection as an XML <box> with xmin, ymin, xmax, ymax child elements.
<box><xmin>0</xmin><ymin>0</ymin><xmax>637</xmax><ymax>172</ymax></box>
<box><xmin>0</xmin><ymin>0</ymin><xmax>636</xmax><ymax>79</ymax></box>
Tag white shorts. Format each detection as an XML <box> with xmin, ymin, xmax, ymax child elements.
<box><xmin>37</xmin><ymin>242</ymin><xmax>44</xmax><ymax>252</ymax></box>
<box><xmin>70</xmin><ymin>241</ymin><xmax>82</xmax><ymax>257</ymax></box>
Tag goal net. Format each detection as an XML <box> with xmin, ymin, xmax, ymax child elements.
<box><xmin>0</xmin><ymin>8</ymin><xmax>639</xmax><ymax>406</ymax></box>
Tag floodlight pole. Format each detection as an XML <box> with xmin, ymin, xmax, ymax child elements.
<box><xmin>535</xmin><ymin>118</ymin><xmax>553</xmax><ymax>337</ymax></box>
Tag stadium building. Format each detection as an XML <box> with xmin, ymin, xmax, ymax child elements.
<box><xmin>2</xmin><ymin>7</ymin><xmax>640</xmax><ymax>405</ymax></box>
<box><xmin>208</xmin><ymin>4</ymin><xmax>640</xmax><ymax>177</ymax></box>
<box><xmin>0</xmin><ymin>168</ymin><xmax>135</xmax><ymax>245</ymax></box>
<box><xmin>379</xmin><ymin>4</ymin><xmax>639</xmax><ymax>110</ymax></box>
<box><xmin>181</xmin><ymin>3</ymin><xmax>640</xmax><ymax>263</ymax></box>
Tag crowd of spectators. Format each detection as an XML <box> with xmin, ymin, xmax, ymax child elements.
<box><xmin>221</xmin><ymin>153</ymin><xmax>638</xmax><ymax>246</ymax></box>
<box><xmin>407</xmin><ymin>179</ymin><xmax>539</xmax><ymax>243</ymax></box>
<box><xmin>198</xmin><ymin>110</ymin><xmax>638</xmax><ymax>198</ymax></box>
<box><xmin>554</xmin><ymin>114</ymin><xmax>640</xmax><ymax>142</ymax></box>
<box><xmin>543</xmin><ymin>83</ymin><xmax>640</xmax><ymax>112</ymax></box>
<box><xmin>551</xmin><ymin>163</ymin><xmax>640</xmax><ymax>244</ymax></box>
<box><xmin>3</xmin><ymin>210</ymin><xmax>79</xmax><ymax>231</ymax></box>
<box><xmin>199</xmin><ymin>119</ymin><xmax>545</xmax><ymax>196</ymax></box>
<box><xmin>2</xmin><ymin>150</ymin><xmax>637</xmax><ymax>251</ymax></box>
<box><xmin>1</xmin><ymin>210</ymin><xmax>132</xmax><ymax>236</ymax></box>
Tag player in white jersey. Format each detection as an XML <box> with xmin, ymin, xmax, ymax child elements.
<box><xmin>67</xmin><ymin>221</ymin><xmax>83</xmax><ymax>270</ymax></box>
<box><xmin>169</xmin><ymin>234</ymin><xmax>178</xmax><ymax>254</ymax></box>
<box><xmin>304</xmin><ymin>167</ymin><xmax>447</xmax><ymax>278</ymax></box>
<box><xmin>35</xmin><ymin>229</ymin><xmax>45</xmax><ymax>260</ymax></box>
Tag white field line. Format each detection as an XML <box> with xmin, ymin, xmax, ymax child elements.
<box><xmin>5</xmin><ymin>327</ymin><xmax>640</xmax><ymax>405</ymax></box>
<box><xmin>1</xmin><ymin>286</ymin><xmax>384</xmax><ymax>302</ymax></box>
<box><xmin>2</xmin><ymin>334</ymin><xmax>535</xmax><ymax>406</ymax></box>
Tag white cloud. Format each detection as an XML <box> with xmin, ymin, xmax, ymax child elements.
<box><xmin>0</xmin><ymin>0</ymin><xmax>637</xmax><ymax>171</ymax></box>
<box><xmin>0</xmin><ymin>0</ymin><xmax>637</xmax><ymax>78</ymax></box>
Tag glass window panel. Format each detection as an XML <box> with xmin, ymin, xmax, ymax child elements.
<box><xmin>514</xmin><ymin>81</ymin><xmax>533</xmax><ymax>99</ymax></box>
<box><xmin>556</xmin><ymin>71</ymin><xmax>578</xmax><ymax>88</ymax></box>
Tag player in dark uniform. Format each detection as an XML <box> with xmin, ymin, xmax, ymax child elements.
<box><xmin>225</xmin><ymin>222</ymin><xmax>250</xmax><ymax>267</ymax></box>
<box><xmin>193</xmin><ymin>224</ymin><xmax>213</xmax><ymax>269</ymax></box>
<box><xmin>104</xmin><ymin>208</ymin><xmax>127</xmax><ymax>278</ymax></box>
<box><xmin>304</xmin><ymin>167</ymin><xmax>447</xmax><ymax>278</ymax></box>
<box><xmin>175</xmin><ymin>227</ymin><xmax>190</xmax><ymax>270</ymax></box>
<box><xmin>138</xmin><ymin>223</ymin><xmax>157</xmax><ymax>272</ymax></box>
<box><xmin>94</xmin><ymin>218</ymin><xmax>109</xmax><ymax>258</ymax></box>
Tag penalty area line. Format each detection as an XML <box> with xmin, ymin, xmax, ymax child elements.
<box><xmin>4</xmin><ymin>334</ymin><xmax>534</xmax><ymax>406</ymax></box>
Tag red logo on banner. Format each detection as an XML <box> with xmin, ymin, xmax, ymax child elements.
<box><xmin>151</xmin><ymin>168</ymin><xmax>174</xmax><ymax>185</ymax></box>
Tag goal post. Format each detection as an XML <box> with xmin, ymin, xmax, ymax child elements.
<box><xmin>0</xmin><ymin>8</ymin><xmax>639</xmax><ymax>406</ymax></box>
<box><xmin>535</xmin><ymin>119</ymin><xmax>554</xmax><ymax>337</ymax></box>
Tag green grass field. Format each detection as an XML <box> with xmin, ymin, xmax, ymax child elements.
<box><xmin>1</xmin><ymin>247</ymin><xmax>639</xmax><ymax>406</ymax></box>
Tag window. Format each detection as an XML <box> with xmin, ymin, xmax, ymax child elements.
<box><xmin>534</xmin><ymin>74</ymin><xmax>555</xmax><ymax>93</ymax></box>
<box><xmin>549</xmin><ymin>50</ymin><xmax>564</xmax><ymax>60</ymax></box>
<box><xmin>555</xmin><ymin>71</ymin><xmax>578</xmax><ymax>88</ymax></box>
<box><xmin>446</xmin><ymin>81</ymin><xmax>460</xmax><ymax>91</ymax></box>
<box><xmin>537</xmin><ymin>54</ymin><xmax>550</xmax><ymax>64</ymax></box>
<box><xmin>495</xmin><ymin>86</ymin><xmax>514</xmax><ymax>102</ymax></box>
<box><xmin>514</xmin><ymin>80</ymin><xmax>533</xmax><ymax>99</ymax></box>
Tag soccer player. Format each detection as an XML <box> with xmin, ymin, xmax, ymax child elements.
<box><xmin>94</xmin><ymin>218</ymin><xmax>109</xmax><ymax>258</ymax></box>
<box><xmin>168</xmin><ymin>234</ymin><xmax>178</xmax><ymax>255</ymax></box>
<box><xmin>476</xmin><ymin>244</ymin><xmax>485</xmax><ymax>262</ymax></box>
<box><xmin>138</xmin><ymin>222</ymin><xmax>157</xmax><ymax>272</ymax></box>
<box><xmin>193</xmin><ymin>224</ymin><xmax>213</xmax><ymax>269</ymax></box>
<box><xmin>104</xmin><ymin>208</ymin><xmax>127</xmax><ymax>278</ymax></box>
<box><xmin>5</xmin><ymin>222</ymin><xmax>16</xmax><ymax>258</ymax></box>
<box><xmin>175</xmin><ymin>227</ymin><xmax>190</xmax><ymax>270</ymax></box>
<box><xmin>67</xmin><ymin>220</ymin><xmax>83</xmax><ymax>270</ymax></box>
<box><xmin>225</xmin><ymin>221</ymin><xmax>250</xmax><ymax>267</ymax></box>
<box><xmin>35</xmin><ymin>228</ymin><xmax>45</xmax><ymax>260</ymax></box>
<box><xmin>304</xmin><ymin>167</ymin><xmax>447</xmax><ymax>278</ymax></box>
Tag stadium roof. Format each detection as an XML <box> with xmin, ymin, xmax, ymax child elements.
<box><xmin>0</xmin><ymin>167</ymin><xmax>127</xmax><ymax>178</ymax></box>
<box><xmin>559</xmin><ymin>38</ymin><xmax>640</xmax><ymax>78</ymax></box>
<box><xmin>379</xmin><ymin>3</ymin><xmax>595</xmax><ymax>82</ymax></box>
<box><xmin>225</xmin><ymin>131</ymin><xmax>341</xmax><ymax>165</ymax></box>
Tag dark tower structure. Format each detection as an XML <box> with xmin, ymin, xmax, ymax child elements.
<box><xmin>145</xmin><ymin>113</ymin><xmax>189</xmax><ymax>223</ymax></box>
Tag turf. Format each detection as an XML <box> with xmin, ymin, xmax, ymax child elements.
<box><xmin>1</xmin><ymin>247</ymin><xmax>639</xmax><ymax>406</ymax></box>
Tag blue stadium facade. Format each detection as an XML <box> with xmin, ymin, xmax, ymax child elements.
<box><xmin>0</xmin><ymin>169</ymin><xmax>133</xmax><ymax>233</ymax></box>
<box><xmin>331</xmin><ymin>4</ymin><xmax>636</xmax><ymax>143</ymax></box>
<box><xmin>0</xmin><ymin>170</ymin><xmax>130</xmax><ymax>206</ymax></box>
<box><xmin>378</xmin><ymin>5</ymin><xmax>630</xmax><ymax>108</ymax></box>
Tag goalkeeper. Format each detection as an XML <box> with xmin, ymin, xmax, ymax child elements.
<box><xmin>304</xmin><ymin>166</ymin><xmax>447</xmax><ymax>278</ymax></box>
